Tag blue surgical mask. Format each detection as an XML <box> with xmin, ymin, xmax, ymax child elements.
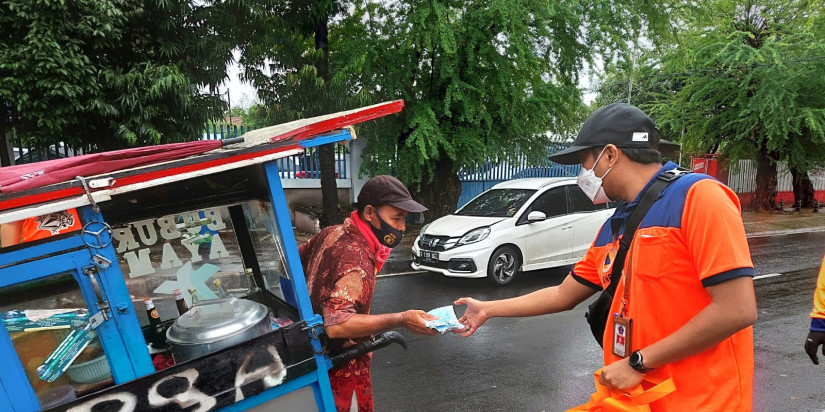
<box><xmin>369</xmin><ymin>208</ymin><xmax>403</xmax><ymax>248</ymax></box>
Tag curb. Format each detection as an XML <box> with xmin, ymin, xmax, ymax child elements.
<box><xmin>378</xmin><ymin>259</ymin><xmax>416</xmax><ymax>276</ymax></box>
<box><xmin>746</xmin><ymin>226</ymin><xmax>825</xmax><ymax>239</ymax></box>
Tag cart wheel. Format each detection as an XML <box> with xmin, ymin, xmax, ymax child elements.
<box><xmin>487</xmin><ymin>245</ymin><xmax>520</xmax><ymax>286</ymax></box>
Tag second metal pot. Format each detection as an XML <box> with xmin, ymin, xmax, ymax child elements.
<box><xmin>166</xmin><ymin>297</ymin><xmax>271</xmax><ymax>362</ymax></box>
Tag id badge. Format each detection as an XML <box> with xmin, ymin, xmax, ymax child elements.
<box><xmin>612</xmin><ymin>314</ymin><xmax>632</xmax><ymax>358</ymax></box>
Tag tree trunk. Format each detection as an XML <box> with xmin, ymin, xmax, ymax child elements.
<box><xmin>417</xmin><ymin>155</ymin><xmax>462</xmax><ymax>222</ymax></box>
<box><xmin>791</xmin><ymin>168</ymin><xmax>816</xmax><ymax>208</ymax></box>
<box><xmin>314</xmin><ymin>4</ymin><xmax>340</xmax><ymax>226</ymax></box>
<box><xmin>0</xmin><ymin>129</ymin><xmax>13</xmax><ymax>167</ymax></box>
<box><xmin>753</xmin><ymin>146</ymin><xmax>777</xmax><ymax>212</ymax></box>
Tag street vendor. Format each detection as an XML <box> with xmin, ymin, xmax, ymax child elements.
<box><xmin>299</xmin><ymin>174</ymin><xmax>437</xmax><ymax>412</ymax></box>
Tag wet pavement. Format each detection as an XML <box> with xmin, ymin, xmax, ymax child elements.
<box><xmin>369</xmin><ymin>231</ymin><xmax>825</xmax><ymax>411</ymax></box>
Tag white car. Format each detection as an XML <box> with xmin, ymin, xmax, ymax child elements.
<box><xmin>411</xmin><ymin>178</ymin><xmax>616</xmax><ymax>285</ymax></box>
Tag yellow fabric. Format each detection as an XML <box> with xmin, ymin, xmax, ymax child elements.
<box><xmin>567</xmin><ymin>369</ymin><xmax>676</xmax><ymax>412</ymax></box>
<box><xmin>810</xmin><ymin>255</ymin><xmax>825</xmax><ymax>319</ymax></box>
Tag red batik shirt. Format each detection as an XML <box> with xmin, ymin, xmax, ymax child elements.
<box><xmin>299</xmin><ymin>213</ymin><xmax>388</xmax><ymax>412</ymax></box>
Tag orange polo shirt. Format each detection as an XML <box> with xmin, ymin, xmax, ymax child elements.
<box><xmin>21</xmin><ymin>209</ymin><xmax>82</xmax><ymax>243</ymax></box>
<box><xmin>571</xmin><ymin>163</ymin><xmax>754</xmax><ymax>411</ymax></box>
<box><xmin>810</xmin><ymin>255</ymin><xmax>825</xmax><ymax>331</ymax></box>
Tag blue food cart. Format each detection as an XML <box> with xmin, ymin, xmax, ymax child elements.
<box><xmin>0</xmin><ymin>101</ymin><xmax>405</xmax><ymax>411</ymax></box>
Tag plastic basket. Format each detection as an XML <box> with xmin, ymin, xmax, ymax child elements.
<box><xmin>66</xmin><ymin>354</ymin><xmax>112</xmax><ymax>383</ymax></box>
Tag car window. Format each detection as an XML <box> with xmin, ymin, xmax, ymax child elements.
<box><xmin>569</xmin><ymin>184</ymin><xmax>608</xmax><ymax>212</ymax></box>
<box><xmin>531</xmin><ymin>187</ymin><xmax>568</xmax><ymax>218</ymax></box>
<box><xmin>456</xmin><ymin>189</ymin><xmax>537</xmax><ymax>217</ymax></box>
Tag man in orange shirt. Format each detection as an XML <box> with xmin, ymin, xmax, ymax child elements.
<box><xmin>455</xmin><ymin>103</ymin><xmax>757</xmax><ymax>411</ymax></box>
<box><xmin>804</xmin><ymin>255</ymin><xmax>825</xmax><ymax>364</ymax></box>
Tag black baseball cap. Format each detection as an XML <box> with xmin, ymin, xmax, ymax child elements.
<box><xmin>549</xmin><ymin>103</ymin><xmax>663</xmax><ymax>165</ymax></box>
<box><xmin>358</xmin><ymin>175</ymin><xmax>428</xmax><ymax>213</ymax></box>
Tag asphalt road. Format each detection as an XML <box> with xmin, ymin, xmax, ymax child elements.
<box><xmin>369</xmin><ymin>231</ymin><xmax>825</xmax><ymax>412</ymax></box>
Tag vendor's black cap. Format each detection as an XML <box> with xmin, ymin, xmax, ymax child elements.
<box><xmin>358</xmin><ymin>175</ymin><xmax>428</xmax><ymax>213</ymax></box>
<box><xmin>549</xmin><ymin>103</ymin><xmax>662</xmax><ymax>165</ymax></box>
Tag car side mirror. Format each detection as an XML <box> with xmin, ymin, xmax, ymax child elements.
<box><xmin>527</xmin><ymin>211</ymin><xmax>547</xmax><ymax>222</ymax></box>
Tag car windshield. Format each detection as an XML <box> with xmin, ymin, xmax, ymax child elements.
<box><xmin>456</xmin><ymin>189</ymin><xmax>537</xmax><ymax>217</ymax></box>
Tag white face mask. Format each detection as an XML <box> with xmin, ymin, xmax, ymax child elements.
<box><xmin>577</xmin><ymin>147</ymin><xmax>612</xmax><ymax>205</ymax></box>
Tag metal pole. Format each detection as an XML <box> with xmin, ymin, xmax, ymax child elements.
<box><xmin>627</xmin><ymin>52</ymin><xmax>636</xmax><ymax>104</ymax></box>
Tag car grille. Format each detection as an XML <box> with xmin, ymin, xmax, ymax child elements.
<box><xmin>419</xmin><ymin>234</ymin><xmax>451</xmax><ymax>251</ymax></box>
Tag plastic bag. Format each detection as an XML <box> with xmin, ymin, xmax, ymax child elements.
<box><xmin>566</xmin><ymin>368</ymin><xmax>675</xmax><ymax>412</ymax></box>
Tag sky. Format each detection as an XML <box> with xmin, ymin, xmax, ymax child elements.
<box><xmin>220</xmin><ymin>51</ymin><xmax>260</xmax><ymax>111</ymax></box>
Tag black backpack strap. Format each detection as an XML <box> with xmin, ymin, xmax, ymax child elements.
<box><xmin>603</xmin><ymin>169</ymin><xmax>690</xmax><ymax>295</ymax></box>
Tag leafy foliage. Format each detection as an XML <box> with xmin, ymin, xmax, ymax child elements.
<box><xmin>642</xmin><ymin>1</ymin><xmax>825</xmax><ymax>209</ymax></box>
<box><xmin>0</xmin><ymin>0</ymin><xmax>249</xmax><ymax>152</ymax></box>
<box><xmin>344</xmin><ymin>0</ymin><xmax>673</xmax><ymax>216</ymax></box>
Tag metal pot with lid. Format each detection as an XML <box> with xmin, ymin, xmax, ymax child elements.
<box><xmin>166</xmin><ymin>297</ymin><xmax>271</xmax><ymax>362</ymax></box>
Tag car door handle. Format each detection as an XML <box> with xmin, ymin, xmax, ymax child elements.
<box><xmin>562</xmin><ymin>224</ymin><xmax>573</xmax><ymax>230</ymax></box>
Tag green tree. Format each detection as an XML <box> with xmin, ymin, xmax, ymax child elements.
<box><xmin>0</xmin><ymin>0</ymin><xmax>255</xmax><ymax>161</ymax></box>
<box><xmin>351</xmin><ymin>0</ymin><xmax>672</xmax><ymax>219</ymax></box>
<box><xmin>241</xmin><ymin>0</ymin><xmax>375</xmax><ymax>226</ymax></box>
<box><xmin>649</xmin><ymin>1</ymin><xmax>825</xmax><ymax>211</ymax></box>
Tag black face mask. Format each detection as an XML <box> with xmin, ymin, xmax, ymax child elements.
<box><xmin>369</xmin><ymin>208</ymin><xmax>403</xmax><ymax>248</ymax></box>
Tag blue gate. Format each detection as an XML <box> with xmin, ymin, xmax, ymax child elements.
<box><xmin>456</xmin><ymin>152</ymin><xmax>581</xmax><ymax>209</ymax></box>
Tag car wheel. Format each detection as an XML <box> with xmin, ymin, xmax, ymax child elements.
<box><xmin>487</xmin><ymin>245</ymin><xmax>521</xmax><ymax>285</ymax></box>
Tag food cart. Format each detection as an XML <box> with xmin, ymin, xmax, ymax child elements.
<box><xmin>0</xmin><ymin>101</ymin><xmax>406</xmax><ymax>411</ymax></box>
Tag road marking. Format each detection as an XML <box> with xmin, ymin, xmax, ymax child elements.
<box><xmin>753</xmin><ymin>273</ymin><xmax>784</xmax><ymax>280</ymax></box>
<box><xmin>377</xmin><ymin>270</ymin><xmax>426</xmax><ymax>278</ymax></box>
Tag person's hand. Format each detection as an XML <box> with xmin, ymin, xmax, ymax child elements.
<box><xmin>804</xmin><ymin>330</ymin><xmax>825</xmax><ymax>364</ymax></box>
<box><xmin>454</xmin><ymin>297</ymin><xmax>488</xmax><ymax>337</ymax></box>
<box><xmin>401</xmin><ymin>310</ymin><xmax>439</xmax><ymax>336</ymax></box>
<box><xmin>599</xmin><ymin>358</ymin><xmax>645</xmax><ymax>392</ymax></box>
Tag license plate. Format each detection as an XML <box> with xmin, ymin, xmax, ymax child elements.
<box><xmin>420</xmin><ymin>251</ymin><xmax>439</xmax><ymax>262</ymax></box>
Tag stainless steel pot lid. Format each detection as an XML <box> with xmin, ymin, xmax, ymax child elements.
<box><xmin>166</xmin><ymin>297</ymin><xmax>269</xmax><ymax>344</ymax></box>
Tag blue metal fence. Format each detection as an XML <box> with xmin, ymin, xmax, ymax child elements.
<box><xmin>11</xmin><ymin>124</ymin><xmax>349</xmax><ymax>181</ymax></box>
<box><xmin>274</xmin><ymin>146</ymin><xmax>348</xmax><ymax>180</ymax></box>
<box><xmin>456</xmin><ymin>147</ymin><xmax>580</xmax><ymax>208</ymax></box>
<box><xmin>201</xmin><ymin>124</ymin><xmax>251</xmax><ymax>140</ymax></box>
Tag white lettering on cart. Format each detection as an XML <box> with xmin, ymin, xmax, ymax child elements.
<box><xmin>234</xmin><ymin>345</ymin><xmax>287</xmax><ymax>402</ymax></box>
<box><xmin>157</xmin><ymin>215</ymin><xmax>181</xmax><ymax>240</ymax></box>
<box><xmin>133</xmin><ymin>219</ymin><xmax>159</xmax><ymax>246</ymax></box>
<box><xmin>123</xmin><ymin>249</ymin><xmax>156</xmax><ymax>278</ymax></box>
<box><xmin>147</xmin><ymin>368</ymin><xmax>217</xmax><ymax>412</ymax></box>
<box><xmin>115</xmin><ymin>208</ymin><xmax>227</xmax><ymax>278</ymax></box>
<box><xmin>67</xmin><ymin>392</ymin><xmax>137</xmax><ymax>412</ymax></box>
<box><xmin>160</xmin><ymin>243</ymin><xmax>184</xmax><ymax>269</ymax></box>
<box><xmin>60</xmin><ymin>344</ymin><xmax>288</xmax><ymax>412</ymax></box>
<box><xmin>207</xmin><ymin>234</ymin><xmax>230</xmax><ymax>260</ymax></box>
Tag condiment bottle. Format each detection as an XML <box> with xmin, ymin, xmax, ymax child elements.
<box><xmin>173</xmin><ymin>289</ymin><xmax>189</xmax><ymax>315</ymax></box>
<box><xmin>144</xmin><ymin>298</ymin><xmax>162</xmax><ymax>328</ymax></box>
<box><xmin>188</xmin><ymin>288</ymin><xmax>203</xmax><ymax>305</ymax></box>
<box><xmin>245</xmin><ymin>268</ymin><xmax>262</xmax><ymax>295</ymax></box>
<box><xmin>213</xmin><ymin>279</ymin><xmax>231</xmax><ymax>298</ymax></box>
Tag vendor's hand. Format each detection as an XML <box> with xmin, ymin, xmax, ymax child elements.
<box><xmin>599</xmin><ymin>358</ymin><xmax>645</xmax><ymax>392</ymax></box>
<box><xmin>454</xmin><ymin>297</ymin><xmax>488</xmax><ymax>337</ymax></box>
<box><xmin>401</xmin><ymin>310</ymin><xmax>439</xmax><ymax>336</ymax></box>
<box><xmin>804</xmin><ymin>330</ymin><xmax>825</xmax><ymax>364</ymax></box>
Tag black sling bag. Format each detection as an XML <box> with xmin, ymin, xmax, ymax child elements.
<box><xmin>585</xmin><ymin>169</ymin><xmax>689</xmax><ymax>347</ymax></box>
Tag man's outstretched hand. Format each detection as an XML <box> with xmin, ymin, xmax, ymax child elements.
<box><xmin>804</xmin><ymin>330</ymin><xmax>825</xmax><ymax>364</ymax></box>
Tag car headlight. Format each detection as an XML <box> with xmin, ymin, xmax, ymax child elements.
<box><xmin>420</xmin><ymin>223</ymin><xmax>430</xmax><ymax>235</ymax></box>
<box><xmin>457</xmin><ymin>227</ymin><xmax>491</xmax><ymax>246</ymax></box>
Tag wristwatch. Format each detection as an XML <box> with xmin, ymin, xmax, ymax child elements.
<box><xmin>629</xmin><ymin>350</ymin><xmax>653</xmax><ymax>373</ymax></box>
